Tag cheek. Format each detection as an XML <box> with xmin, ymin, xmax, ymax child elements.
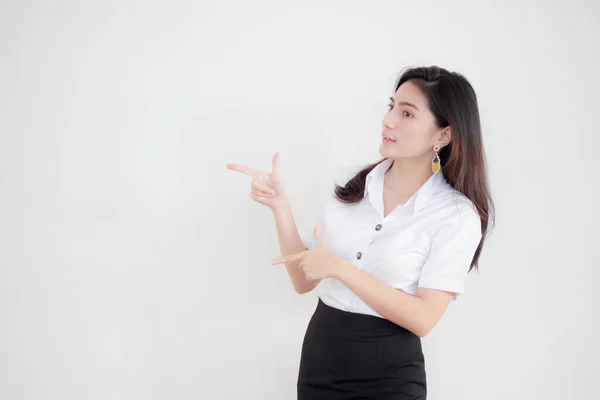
<box><xmin>395</xmin><ymin>122</ymin><xmax>430</xmax><ymax>150</ymax></box>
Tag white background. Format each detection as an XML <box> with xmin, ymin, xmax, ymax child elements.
<box><xmin>1</xmin><ymin>0</ymin><xmax>599</xmax><ymax>399</ymax></box>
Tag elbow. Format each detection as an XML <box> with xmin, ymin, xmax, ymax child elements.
<box><xmin>413</xmin><ymin>320</ymin><xmax>435</xmax><ymax>338</ymax></box>
<box><xmin>294</xmin><ymin>284</ymin><xmax>313</xmax><ymax>295</ymax></box>
<box><xmin>389</xmin><ymin>316</ymin><xmax>431</xmax><ymax>337</ymax></box>
<box><xmin>414</xmin><ymin>327</ymin><xmax>430</xmax><ymax>338</ymax></box>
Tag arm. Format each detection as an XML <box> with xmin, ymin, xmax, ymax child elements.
<box><xmin>270</xmin><ymin>222</ymin><xmax>454</xmax><ymax>330</ymax></box>
<box><xmin>226</xmin><ymin>153</ymin><xmax>320</xmax><ymax>295</ymax></box>
<box><xmin>336</xmin><ymin>261</ymin><xmax>453</xmax><ymax>337</ymax></box>
<box><xmin>272</xmin><ymin>202</ymin><xmax>320</xmax><ymax>294</ymax></box>
<box><xmin>336</xmin><ymin>205</ymin><xmax>482</xmax><ymax>337</ymax></box>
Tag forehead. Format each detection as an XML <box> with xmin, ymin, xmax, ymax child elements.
<box><xmin>393</xmin><ymin>80</ymin><xmax>428</xmax><ymax>108</ymax></box>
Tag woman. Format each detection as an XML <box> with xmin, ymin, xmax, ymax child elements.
<box><xmin>227</xmin><ymin>65</ymin><xmax>494</xmax><ymax>399</ymax></box>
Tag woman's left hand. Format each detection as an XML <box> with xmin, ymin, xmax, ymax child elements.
<box><xmin>271</xmin><ymin>225</ymin><xmax>346</xmax><ymax>280</ymax></box>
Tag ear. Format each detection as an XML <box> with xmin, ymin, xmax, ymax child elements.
<box><xmin>436</xmin><ymin>127</ymin><xmax>452</xmax><ymax>148</ymax></box>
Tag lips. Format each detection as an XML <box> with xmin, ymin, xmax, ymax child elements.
<box><xmin>382</xmin><ymin>134</ymin><xmax>396</xmax><ymax>143</ymax></box>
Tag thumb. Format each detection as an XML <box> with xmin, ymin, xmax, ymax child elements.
<box><xmin>314</xmin><ymin>224</ymin><xmax>325</xmax><ymax>246</ymax></box>
<box><xmin>271</xmin><ymin>152</ymin><xmax>281</xmax><ymax>179</ymax></box>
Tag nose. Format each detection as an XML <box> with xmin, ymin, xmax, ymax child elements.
<box><xmin>382</xmin><ymin>115</ymin><xmax>395</xmax><ymax>130</ymax></box>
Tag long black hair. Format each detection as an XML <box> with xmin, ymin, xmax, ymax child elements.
<box><xmin>334</xmin><ymin>66</ymin><xmax>495</xmax><ymax>271</ymax></box>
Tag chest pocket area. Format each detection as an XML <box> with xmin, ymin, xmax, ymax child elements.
<box><xmin>372</xmin><ymin>231</ymin><xmax>431</xmax><ymax>283</ymax></box>
<box><xmin>320</xmin><ymin>205</ymin><xmax>363</xmax><ymax>262</ymax></box>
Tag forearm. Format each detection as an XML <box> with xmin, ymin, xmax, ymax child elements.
<box><xmin>272</xmin><ymin>202</ymin><xmax>319</xmax><ymax>294</ymax></box>
<box><xmin>336</xmin><ymin>259</ymin><xmax>433</xmax><ymax>336</ymax></box>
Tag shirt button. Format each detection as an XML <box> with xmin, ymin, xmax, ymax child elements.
<box><xmin>375</xmin><ymin>224</ymin><xmax>382</xmax><ymax>231</ymax></box>
<box><xmin>356</xmin><ymin>252</ymin><xmax>362</xmax><ymax>260</ymax></box>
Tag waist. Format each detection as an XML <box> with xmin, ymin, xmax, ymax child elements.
<box><xmin>312</xmin><ymin>298</ymin><xmax>420</xmax><ymax>340</ymax></box>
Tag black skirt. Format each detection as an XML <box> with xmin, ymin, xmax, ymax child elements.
<box><xmin>298</xmin><ymin>299</ymin><xmax>427</xmax><ymax>400</ymax></box>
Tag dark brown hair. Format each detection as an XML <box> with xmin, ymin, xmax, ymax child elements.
<box><xmin>334</xmin><ymin>66</ymin><xmax>495</xmax><ymax>271</ymax></box>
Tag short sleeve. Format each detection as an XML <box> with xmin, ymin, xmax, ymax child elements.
<box><xmin>417</xmin><ymin>204</ymin><xmax>482</xmax><ymax>297</ymax></box>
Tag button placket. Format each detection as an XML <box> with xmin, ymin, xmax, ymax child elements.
<box><xmin>349</xmin><ymin>220</ymin><xmax>384</xmax><ymax>311</ymax></box>
<box><xmin>349</xmin><ymin>247</ymin><xmax>365</xmax><ymax>310</ymax></box>
<box><xmin>361</xmin><ymin>221</ymin><xmax>383</xmax><ymax>276</ymax></box>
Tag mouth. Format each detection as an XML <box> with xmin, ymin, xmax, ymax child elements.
<box><xmin>382</xmin><ymin>134</ymin><xmax>396</xmax><ymax>143</ymax></box>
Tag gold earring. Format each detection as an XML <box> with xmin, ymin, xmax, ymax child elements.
<box><xmin>432</xmin><ymin>145</ymin><xmax>441</xmax><ymax>173</ymax></box>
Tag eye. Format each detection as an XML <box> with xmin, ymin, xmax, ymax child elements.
<box><xmin>387</xmin><ymin>103</ymin><xmax>394</xmax><ymax>111</ymax></box>
<box><xmin>403</xmin><ymin>111</ymin><xmax>413</xmax><ymax>118</ymax></box>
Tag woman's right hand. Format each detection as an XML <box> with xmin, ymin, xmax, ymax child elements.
<box><xmin>226</xmin><ymin>152</ymin><xmax>289</xmax><ymax>211</ymax></box>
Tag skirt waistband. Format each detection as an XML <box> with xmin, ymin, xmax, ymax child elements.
<box><xmin>314</xmin><ymin>298</ymin><xmax>419</xmax><ymax>339</ymax></box>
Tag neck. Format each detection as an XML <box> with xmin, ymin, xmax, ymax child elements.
<box><xmin>385</xmin><ymin>156</ymin><xmax>434</xmax><ymax>196</ymax></box>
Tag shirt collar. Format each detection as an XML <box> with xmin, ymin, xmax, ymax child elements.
<box><xmin>364</xmin><ymin>158</ymin><xmax>446</xmax><ymax>215</ymax></box>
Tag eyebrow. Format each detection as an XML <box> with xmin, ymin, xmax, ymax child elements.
<box><xmin>389</xmin><ymin>97</ymin><xmax>420</xmax><ymax>111</ymax></box>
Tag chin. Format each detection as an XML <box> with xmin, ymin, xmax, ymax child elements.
<box><xmin>379</xmin><ymin>142</ymin><xmax>418</xmax><ymax>160</ymax></box>
<box><xmin>378</xmin><ymin>145</ymin><xmax>399</xmax><ymax>159</ymax></box>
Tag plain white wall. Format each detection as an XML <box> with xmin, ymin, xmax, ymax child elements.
<box><xmin>1</xmin><ymin>0</ymin><xmax>599</xmax><ymax>399</ymax></box>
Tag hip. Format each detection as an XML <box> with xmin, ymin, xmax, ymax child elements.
<box><xmin>298</xmin><ymin>299</ymin><xmax>427</xmax><ymax>399</ymax></box>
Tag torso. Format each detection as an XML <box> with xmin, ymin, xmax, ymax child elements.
<box><xmin>299</xmin><ymin>159</ymin><xmax>482</xmax><ymax>319</ymax></box>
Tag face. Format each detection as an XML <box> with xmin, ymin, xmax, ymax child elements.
<box><xmin>380</xmin><ymin>80</ymin><xmax>450</xmax><ymax>160</ymax></box>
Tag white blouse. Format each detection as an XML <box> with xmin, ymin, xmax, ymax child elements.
<box><xmin>299</xmin><ymin>158</ymin><xmax>482</xmax><ymax>318</ymax></box>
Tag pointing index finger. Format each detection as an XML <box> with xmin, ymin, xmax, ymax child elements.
<box><xmin>226</xmin><ymin>163</ymin><xmax>260</xmax><ymax>178</ymax></box>
<box><xmin>271</xmin><ymin>251</ymin><xmax>307</xmax><ymax>265</ymax></box>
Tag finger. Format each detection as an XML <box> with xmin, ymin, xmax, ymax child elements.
<box><xmin>253</xmin><ymin>188</ymin><xmax>275</xmax><ymax>199</ymax></box>
<box><xmin>314</xmin><ymin>224</ymin><xmax>325</xmax><ymax>246</ymax></box>
<box><xmin>252</xmin><ymin>180</ymin><xmax>276</xmax><ymax>196</ymax></box>
<box><xmin>251</xmin><ymin>193</ymin><xmax>269</xmax><ymax>204</ymax></box>
<box><xmin>255</xmin><ymin>189</ymin><xmax>275</xmax><ymax>198</ymax></box>
<box><xmin>271</xmin><ymin>251</ymin><xmax>307</xmax><ymax>265</ymax></box>
<box><xmin>226</xmin><ymin>163</ymin><xmax>260</xmax><ymax>178</ymax></box>
<box><xmin>252</xmin><ymin>183</ymin><xmax>275</xmax><ymax>198</ymax></box>
<box><xmin>271</xmin><ymin>152</ymin><xmax>281</xmax><ymax>179</ymax></box>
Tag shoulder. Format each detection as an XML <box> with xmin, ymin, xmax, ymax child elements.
<box><xmin>434</xmin><ymin>179</ymin><xmax>481</xmax><ymax>231</ymax></box>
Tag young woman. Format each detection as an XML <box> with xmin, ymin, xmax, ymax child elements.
<box><xmin>227</xmin><ymin>65</ymin><xmax>494</xmax><ymax>399</ymax></box>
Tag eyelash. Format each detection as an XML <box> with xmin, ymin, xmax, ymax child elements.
<box><xmin>387</xmin><ymin>104</ymin><xmax>412</xmax><ymax>118</ymax></box>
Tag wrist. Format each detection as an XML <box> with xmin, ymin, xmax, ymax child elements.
<box><xmin>271</xmin><ymin>200</ymin><xmax>292</xmax><ymax>216</ymax></box>
<box><xmin>333</xmin><ymin>256</ymin><xmax>354</xmax><ymax>280</ymax></box>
